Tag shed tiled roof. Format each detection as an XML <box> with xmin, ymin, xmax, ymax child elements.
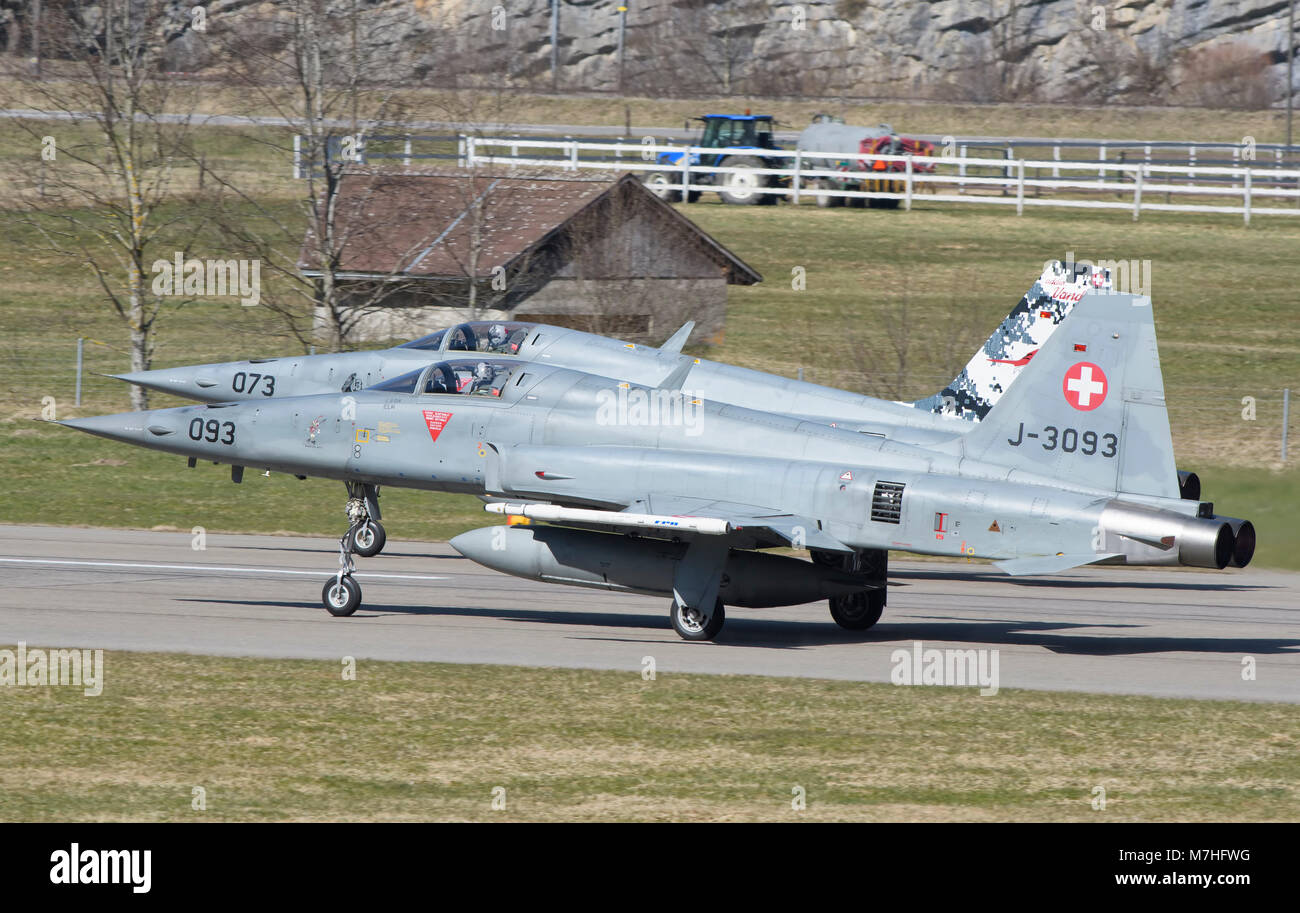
<box><xmin>297</xmin><ymin>170</ymin><xmax>760</xmax><ymax>284</ymax></box>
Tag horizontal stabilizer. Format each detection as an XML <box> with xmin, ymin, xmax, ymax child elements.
<box><xmin>660</xmin><ymin>321</ymin><xmax>695</xmax><ymax>355</ymax></box>
<box><xmin>994</xmin><ymin>553</ymin><xmax>1122</xmax><ymax>576</ymax></box>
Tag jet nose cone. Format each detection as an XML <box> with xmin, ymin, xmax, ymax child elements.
<box><xmin>59</xmin><ymin>412</ymin><xmax>154</xmax><ymax>445</ymax></box>
<box><xmin>113</xmin><ymin>368</ymin><xmax>220</xmax><ymax>395</ymax></box>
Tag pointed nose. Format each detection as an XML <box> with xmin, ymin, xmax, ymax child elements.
<box><xmin>59</xmin><ymin>412</ymin><xmax>159</xmax><ymax>446</ymax></box>
<box><xmin>113</xmin><ymin>368</ymin><xmax>221</xmax><ymax>397</ymax></box>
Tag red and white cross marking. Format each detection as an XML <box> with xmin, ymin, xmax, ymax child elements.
<box><xmin>1063</xmin><ymin>362</ymin><xmax>1107</xmax><ymax>411</ymax></box>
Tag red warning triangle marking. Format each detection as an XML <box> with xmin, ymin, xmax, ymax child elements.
<box><xmin>422</xmin><ymin>410</ymin><xmax>453</xmax><ymax>442</ymax></box>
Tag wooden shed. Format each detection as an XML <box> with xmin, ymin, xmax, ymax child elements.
<box><xmin>297</xmin><ymin>170</ymin><xmax>761</xmax><ymax>345</ymax></box>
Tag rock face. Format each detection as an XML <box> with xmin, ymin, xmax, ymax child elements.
<box><xmin>7</xmin><ymin>0</ymin><xmax>1291</xmax><ymax>105</ymax></box>
<box><xmin>361</xmin><ymin>0</ymin><xmax>1297</xmax><ymax>105</ymax></box>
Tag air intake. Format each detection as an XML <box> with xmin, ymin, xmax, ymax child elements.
<box><xmin>871</xmin><ymin>481</ymin><xmax>905</xmax><ymax>524</ymax></box>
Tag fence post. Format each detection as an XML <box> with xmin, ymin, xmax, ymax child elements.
<box><xmin>465</xmin><ymin>135</ymin><xmax>475</xmax><ymax>168</ymax></box>
<box><xmin>1052</xmin><ymin>144</ymin><xmax>1060</xmax><ymax>179</ymax></box>
<box><xmin>1243</xmin><ymin>167</ymin><xmax>1252</xmax><ymax>227</ymax></box>
<box><xmin>1003</xmin><ymin>145</ymin><xmax>1012</xmax><ymax>195</ymax></box>
<box><xmin>1015</xmin><ymin>159</ymin><xmax>1024</xmax><ymax>215</ymax></box>
<box><xmin>1187</xmin><ymin>146</ymin><xmax>1195</xmax><ymax>188</ymax></box>
<box><xmin>959</xmin><ymin>144</ymin><xmax>967</xmax><ymax>194</ymax></box>
<box><xmin>904</xmin><ymin>155</ymin><xmax>913</xmax><ymax>211</ymax></box>
<box><xmin>403</xmin><ymin>136</ymin><xmax>412</xmax><ymax>168</ymax></box>
<box><xmin>75</xmin><ymin>337</ymin><xmax>83</xmax><ymax>407</ymax></box>
<box><xmin>293</xmin><ymin>134</ymin><xmax>302</xmax><ymax>179</ymax></box>
<box><xmin>793</xmin><ymin>149</ymin><xmax>802</xmax><ymax>204</ymax></box>
<box><xmin>569</xmin><ymin>138</ymin><xmax>579</xmax><ymax>171</ymax></box>
<box><xmin>681</xmin><ymin>147</ymin><xmax>691</xmax><ymax>200</ymax></box>
<box><xmin>1098</xmin><ymin>142</ymin><xmax>1106</xmax><ymax>188</ymax></box>
<box><xmin>1132</xmin><ymin>165</ymin><xmax>1143</xmax><ymax>222</ymax></box>
<box><xmin>1283</xmin><ymin>388</ymin><xmax>1291</xmax><ymax>462</ymax></box>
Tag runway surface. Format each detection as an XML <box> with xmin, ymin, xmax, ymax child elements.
<box><xmin>1</xmin><ymin>524</ymin><xmax>1297</xmax><ymax>702</ymax></box>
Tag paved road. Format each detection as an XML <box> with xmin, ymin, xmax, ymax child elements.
<box><xmin>1</xmin><ymin>524</ymin><xmax>1296</xmax><ymax>702</ymax></box>
<box><xmin>0</xmin><ymin>109</ymin><xmax>1241</xmax><ymax>148</ymax></box>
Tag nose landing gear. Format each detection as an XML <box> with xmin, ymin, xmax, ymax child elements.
<box><xmin>322</xmin><ymin>520</ymin><xmax>364</xmax><ymax>616</ymax></box>
<box><xmin>344</xmin><ymin>482</ymin><xmax>386</xmax><ymax>557</ymax></box>
<box><xmin>322</xmin><ymin>481</ymin><xmax>383</xmax><ymax>616</ymax></box>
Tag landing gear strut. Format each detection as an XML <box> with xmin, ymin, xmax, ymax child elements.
<box><xmin>815</xmin><ymin>548</ymin><xmax>887</xmax><ymax>631</ymax></box>
<box><xmin>345</xmin><ymin>482</ymin><xmax>386</xmax><ymax>557</ymax></box>
<box><xmin>322</xmin><ymin>521</ymin><xmax>364</xmax><ymax>616</ymax></box>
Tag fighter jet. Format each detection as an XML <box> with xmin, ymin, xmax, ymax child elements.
<box><xmin>109</xmin><ymin>261</ymin><xmax>1128</xmax><ymax>557</ymax></box>
<box><xmin>61</xmin><ymin>284</ymin><xmax>1253</xmax><ymax>640</ymax></box>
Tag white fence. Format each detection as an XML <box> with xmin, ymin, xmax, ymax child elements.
<box><xmin>457</xmin><ymin>136</ymin><xmax>1300</xmax><ymax>225</ymax></box>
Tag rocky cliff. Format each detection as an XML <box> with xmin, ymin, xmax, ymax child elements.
<box><xmin>9</xmin><ymin>0</ymin><xmax>1296</xmax><ymax>106</ymax></box>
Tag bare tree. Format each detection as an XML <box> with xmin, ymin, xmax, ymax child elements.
<box><xmin>1</xmin><ymin>0</ymin><xmax>211</xmax><ymax>410</ymax></box>
<box><xmin>1175</xmin><ymin>41</ymin><xmax>1276</xmax><ymax>110</ymax></box>
<box><xmin>198</xmin><ymin>0</ymin><xmax>420</xmax><ymax>351</ymax></box>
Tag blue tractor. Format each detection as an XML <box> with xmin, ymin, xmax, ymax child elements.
<box><xmin>641</xmin><ymin>114</ymin><xmax>784</xmax><ymax>205</ymax></box>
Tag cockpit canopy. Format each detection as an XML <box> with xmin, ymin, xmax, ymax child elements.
<box><xmin>398</xmin><ymin>321</ymin><xmax>536</xmax><ymax>356</ymax></box>
<box><xmin>369</xmin><ymin>359</ymin><xmax>522</xmax><ymax>398</ymax></box>
<box><xmin>398</xmin><ymin>329</ymin><xmax>447</xmax><ymax>351</ymax></box>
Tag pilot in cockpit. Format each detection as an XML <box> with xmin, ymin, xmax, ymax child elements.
<box><xmin>469</xmin><ymin>361</ymin><xmax>496</xmax><ymax>395</ymax></box>
<box><xmin>486</xmin><ymin>324</ymin><xmax>511</xmax><ymax>353</ymax></box>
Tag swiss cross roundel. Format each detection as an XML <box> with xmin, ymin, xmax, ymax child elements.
<box><xmin>1063</xmin><ymin>362</ymin><xmax>1108</xmax><ymax>411</ymax></box>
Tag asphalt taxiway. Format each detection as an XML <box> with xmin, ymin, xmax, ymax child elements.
<box><xmin>1</xmin><ymin>524</ymin><xmax>1296</xmax><ymax>702</ymax></box>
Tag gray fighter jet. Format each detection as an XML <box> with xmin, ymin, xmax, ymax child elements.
<box><xmin>61</xmin><ymin>286</ymin><xmax>1253</xmax><ymax>640</ymax></box>
<box><xmin>111</xmin><ymin>261</ymin><xmax>1134</xmax><ymax>557</ymax></box>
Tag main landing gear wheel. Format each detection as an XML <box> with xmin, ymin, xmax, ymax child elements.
<box><xmin>814</xmin><ymin>547</ymin><xmax>888</xmax><ymax>631</ymax></box>
<box><xmin>828</xmin><ymin>591</ymin><xmax>884</xmax><ymax>630</ymax></box>
<box><xmin>322</xmin><ymin>575</ymin><xmax>362</xmax><ymax>617</ymax></box>
<box><xmin>671</xmin><ymin>597</ymin><xmax>725</xmax><ymax>641</ymax></box>
<box><xmin>350</xmin><ymin>519</ymin><xmax>386</xmax><ymax>558</ymax></box>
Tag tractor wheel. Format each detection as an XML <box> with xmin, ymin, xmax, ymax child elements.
<box><xmin>642</xmin><ymin>171</ymin><xmax>683</xmax><ymax>203</ymax></box>
<box><xmin>814</xmin><ymin>180</ymin><xmax>844</xmax><ymax>208</ymax></box>
<box><xmin>718</xmin><ymin>156</ymin><xmax>772</xmax><ymax>206</ymax></box>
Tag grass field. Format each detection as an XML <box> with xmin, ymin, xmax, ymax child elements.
<box><xmin>1</xmin><ymin>651</ymin><xmax>1295</xmax><ymax>822</ymax></box>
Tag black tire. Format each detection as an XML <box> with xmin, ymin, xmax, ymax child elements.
<box><xmin>814</xmin><ymin>179</ymin><xmax>842</xmax><ymax>208</ymax></box>
<box><xmin>642</xmin><ymin>171</ymin><xmax>683</xmax><ymax>202</ymax></box>
<box><xmin>877</xmin><ymin>196</ymin><xmax>901</xmax><ymax>210</ymax></box>
<box><xmin>849</xmin><ymin>195</ymin><xmax>867</xmax><ymax>208</ymax></box>
<box><xmin>829</xmin><ymin>590</ymin><xmax>884</xmax><ymax>630</ymax></box>
<box><xmin>322</xmin><ymin>576</ymin><xmax>362</xmax><ymax>617</ymax></box>
<box><xmin>351</xmin><ymin>520</ymin><xmax>386</xmax><ymax>557</ymax></box>
<box><xmin>670</xmin><ymin>597</ymin><xmax>725</xmax><ymax>641</ymax></box>
<box><xmin>718</xmin><ymin>155</ymin><xmax>771</xmax><ymax>206</ymax></box>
